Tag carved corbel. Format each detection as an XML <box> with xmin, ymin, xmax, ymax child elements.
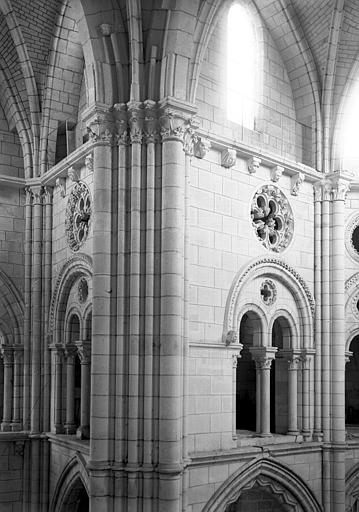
<box><xmin>248</xmin><ymin>156</ymin><xmax>261</xmax><ymax>174</ymax></box>
<box><xmin>55</xmin><ymin>178</ymin><xmax>66</xmax><ymax>198</ymax></box>
<box><xmin>271</xmin><ymin>165</ymin><xmax>284</xmax><ymax>182</ymax></box>
<box><xmin>85</xmin><ymin>153</ymin><xmax>93</xmax><ymax>172</ymax></box>
<box><xmin>225</xmin><ymin>329</ymin><xmax>239</xmax><ymax>345</ymax></box>
<box><xmin>221</xmin><ymin>148</ymin><xmax>236</xmax><ymax>168</ymax></box>
<box><xmin>68</xmin><ymin>166</ymin><xmax>80</xmax><ymax>182</ymax></box>
<box><xmin>193</xmin><ymin>136</ymin><xmax>211</xmax><ymax>159</ymax></box>
<box><xmin>291</xmin><ymin>172</ymin><xmax>304</xmax><ymax>196</ymax></box>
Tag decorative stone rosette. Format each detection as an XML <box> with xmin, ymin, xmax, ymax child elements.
<box><xmin>65</xmin><ymin>182</ymin><xmax>92</xmax><ymax>252</ymax></box>
<box><xmin>260</xmin><ymin>279</ymin><xmax>277</xmax><ymax>306</ymax></box>
<box><xmin>251</xmin><ymin>185</ymin><xmax>293</xmax><ymax>253</ymax></box>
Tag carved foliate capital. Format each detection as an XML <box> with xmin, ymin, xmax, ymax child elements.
<box><xmin>127</xmin><ymin>100</ymin><xmax>144</xmax><ymax>144</ymax></box>
<box><xmin>25</xmin><ymin>187</ymin><xmax>32</xmax><ymax>206</ymax></box>
<box><xmin>313</xmin><ymin>181</ymin><xmax>323</xmax><ymax>202</ymax></box>
<box><xmin>43</xmin><ymin>186</ymin><xmax>53</xmax><ymax>204</ymax></box>
<box><xmin>322</xmin><ymin>179</ymin><xmax>332</xmax><ymax>201</ymax></box>
<box><xmin>85</xmin><ymin>107</ymin><xmax>115</xmax><ymax>144</ymax></box>
<box><xmin>250</xmin><ymin>347</ymin><xmax>277</xmax><ymax>369</ymax></box>
<box><xmin>328</xmin><ymin>171</ymin><xmax>353</xmax><ymax>201</ymax></box>
<box><xmin>291</xmin><ymin>172</ymin><xmax>304</xmax><ymax>196</ymax></box>
<box><xmin>144</xmin><ymin>100</ymin><xmax>159</xmax><ymax>144</ymax></box>
<box><xmin>50</xmin><ymin>344</ymin><xmax>64</xmax><ymax>364</ymax></box>
<box><xmin>113</xmin><ymin>103</ymin><xmax>129</xmax><ymax>145</ymax></box>
<box><xmin>300</xmin><ymin>349</ymin><xmax>315</xmax><ymax>369</ymax></box>
<box><xmin>30</xmin><ymin>186</ymin><xmax>43</xmax><ymax>205</ymax></box>
<box><xmin>282</xmin><ymin>350</ymin><xmax>302</xmax><ymax>370</ymax></box>
<box><xmin>65</xmin><ymin>344</ymin><xmax>77</xmax><ymax>363</ymax></box>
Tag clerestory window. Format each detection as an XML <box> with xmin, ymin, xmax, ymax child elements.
<box><xmin>227</xmin><ymin>3</ymin><xmax>258</xmax><ymax>130</ymax></box>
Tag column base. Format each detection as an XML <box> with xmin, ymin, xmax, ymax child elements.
<box><xmin>258</xmin><ymin>433</ymin><xmax>272</xmax><ymax>438</ymax></box>
<box><xmin>302</xmin><ymin>430</ymin><xmax>312</xmax><ymax>441</ymax></box>
<box><xmin>54</xmin><ymin>424</ymin><xmax>64</xmax><ymax>434</ymax></box>
<box><xmin>76</xmin><ymin>425</ymin><xmax>90</xmax><ymax>439</ymax></box>
<box><xmin>11</xmin><ymin>422</ymin><xmax>22</xmax><ymax>432</ymax></box>
<box><xmin>312</xmin><ymin>431</ymin><xmax>323</xmax><ymax>442</ymax></box>
<box><xmin>1</xmin><ymin>422</ymin><xmax>12</xmax><ymax>432</ymax></box>
<box><xmin>287</xmin><ymin>430</ymin><xmax>300</xmax><ymax>436</ymax></box>
<box><xmin>64</xmin><ymin>423</ymin><xmax>77</xmax><ymax>435</ymax></box>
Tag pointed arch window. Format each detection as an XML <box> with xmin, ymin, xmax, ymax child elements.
<box><xmin>227</xmin><ymin>3</ymin><xmax>258</xmax><ymax>130</ymax></box>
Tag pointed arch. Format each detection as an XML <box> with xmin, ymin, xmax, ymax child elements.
<box><xmin>50</xmin><ymin>452</ymin><xmax>89</xmax><ymax>512</ymax></box>
<box><xmin>202</xmin><ymin>457</ymin><xmax>322</xmax><ymax>512</ymax></box>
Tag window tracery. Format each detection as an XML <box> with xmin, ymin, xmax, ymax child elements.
<box><xmin>65</xmin><ymin>182</ymin><xmax>92</xmax><ymax>252</ymax></box>
<box><xmin>251</xmin><ymin>185</ymin><xmax>294</xmax><ymax>252</ymax></box>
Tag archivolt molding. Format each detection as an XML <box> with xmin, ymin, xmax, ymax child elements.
<box><xmin>345</xmin><ymin>212</ymin><xmax>359</xmax><ymax>263</ymax></box>
<box><xmin>50</xmin><ymin>452</ymin><xmax>89</xmax><ymax>512</ymax></box>
<box><xmin>201</xmin><ymin>457</ymin><xmax>322</xmax><ymax>512</ymax></box>
<box><xmin>346</xmin><ymin>461</ymin><xmax>359</xmax><ymax>511</ymax></box>
<box><xmin>0</xmin><ymin>270</ymin><xmax>24</xmax><ymax>343</ymax></box>
<box><xmin>49</xmin><ymin>254</ymin><xmax>92</xmax><ymax>341</ymax></box>
<box><xmin>223</xmin><ymin>257</ymin><xmax>315</xmax><ymax>345</ymax></box>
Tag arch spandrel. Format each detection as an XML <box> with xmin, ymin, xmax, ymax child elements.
<box><xmin>202</xmin><ymin>457</ymin><xmax>322</xmax><ymax>512</ymax></box>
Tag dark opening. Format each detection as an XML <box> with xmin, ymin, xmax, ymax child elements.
<box><xmin>76</xmin><ymin>486</ymin><xmax>89</xmax><ymax>512</ymax></box>
<box><xmin>346</xmin><ymin>335</ymin><xmax>359</xmax><ymax>424</ymax></box>
<box><xmin>352</xmin><ymin>225</ymin><xmax>359</xmax><ymax>253</ymax></box>
<box><xmin>236</xmin><ymin>313</ymin><xmax>257</xmax><ymax>431</ymax></box>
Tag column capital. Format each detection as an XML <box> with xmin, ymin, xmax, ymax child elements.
<box><xmin>313</xmin><ymin>179</ymin><xmax>332</xmax><ymax>201</ymax></box>
<box><xmin>49</xmin><ymin>343</ymin><xmax>64</xmax><ymax>363</ymax></box>
<box><xmin>158</xmin><ymin>97</ymin><xmax>197</xmax><ymax>144</ymax></box>
<box><xmin>127</xmin><ymin>100</ymin><xmax>144</xmax><ymax>144</ymax></box>
<box><xmin>75</xmin><ymin>340</ymin><xmax>91</xmax><ymax>364</ymax></box>
<box><xmin>13</xmin><ymin>345</ymin><xmax>24</xmax><ymax>362</ymax></box>
<box><xmin>83</xmin><ymin>103</ymin><xmax>116</xmax><ymax>144</ymax></box>
<box><xmin>281</xmin><ymin>349</ymin><xmax>302</xmax><ymax>370</ymax></box>
<box><xmin>300</xmin><ymin>348</ymin><xmax>316</xmax><ymax>369</ymax></box>
<box><xmin>143</xmin><ymin>99</ymin><xmax>159</xmax><ymax>144</ymax></box>
<box><xmin>0</xmin><ymin>345</ymin><xmax>13</xmax><ymax>365</ymax></box>
<box><xmin>250</xmin><ymin>346</ymin><xmax>277</xmax><ymax>369</ymax></box>
<box><xmin>64</xmin><ymin>344</ymin><xmax>77</xmax><ymax>362</ymax></box>
<box><xmin>113</xmin><ymin>102</ymin><xmax>129</xmax><ymax>145</ymax></box>
<box><xmin>43</xmin><ymin>186</ymin><xmax>53</xmax><ymax>205</ymax></box>
<box><xmin>327</xmin><ymin>170</ymin><xmax>354</xmax><ymax>201</ymax></box>
<box><xmin>29</xmin><ymin>185</ymin><xmax>43</xmax><ymax>205</ymax></box>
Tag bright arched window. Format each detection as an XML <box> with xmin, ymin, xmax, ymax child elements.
<box><xmin>227</xmin><ymin>3</ymin><xmax>258</xmax><ymax>129</ymax></box>
<box><xmin>341</xmin><ymin>79</ymin><xmax>359</xmax><ymax>171</ymax></box>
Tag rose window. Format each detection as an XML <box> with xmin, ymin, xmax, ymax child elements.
<box><xmin>65</xmin><ymin>182</ymin><xmax>92</xmax><ymax>251</ymax></box>
<box><xmin>251</xmin><ymin>185</ymin><xmax>293</xmax><ymax>252</ymax></box>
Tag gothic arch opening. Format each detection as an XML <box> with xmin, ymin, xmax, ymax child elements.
<box><xmin>346</xmin><ymin>335</ymin><xmax>359</xmax><ymax>425</ymax></box>
<box><xmin>225</xmin><ymin>485</ymin><xmax>287</xmax><ymax>512</ymax></box>
<box><xmin>58</xmin><ymin>476</ymin><xmax>89</xmax><ymax>512</ymax></box>
<box><xmin>236</xmin><ymin>311</ymin><xmax>261</xmax><ymax>432</ymax></box>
